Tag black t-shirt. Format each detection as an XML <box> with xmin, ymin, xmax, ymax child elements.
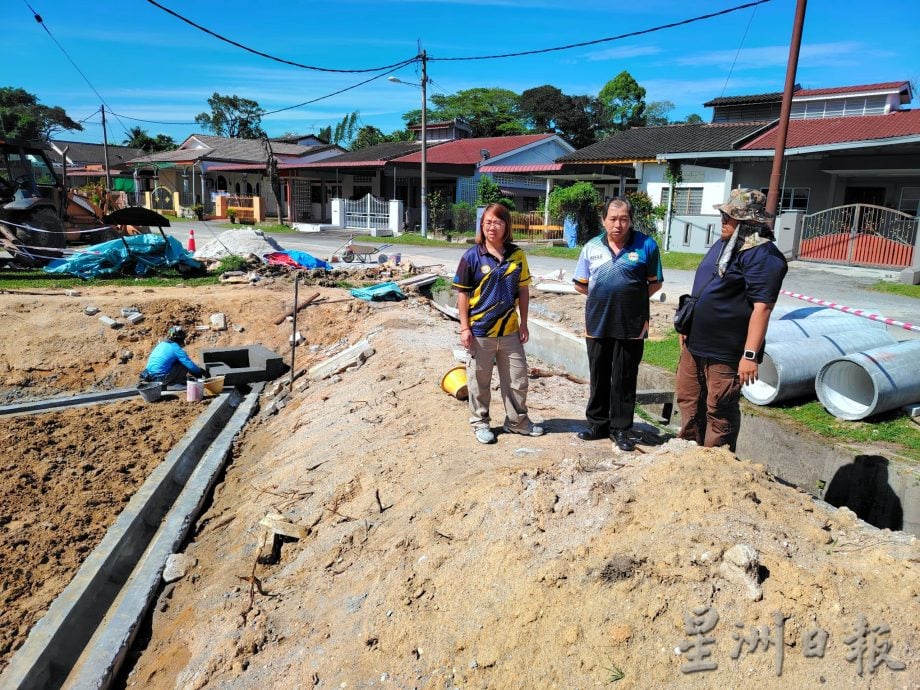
<box><xmin>687</xmin><ymin>240</ymin><xmax>788</xmax><ymax>363</ymax></box>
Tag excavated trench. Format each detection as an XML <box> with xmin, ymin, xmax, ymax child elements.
<box><xmin>0</xmin><ymin>344</ymin><xmax>279</xmax><ymax>689</ymax></box>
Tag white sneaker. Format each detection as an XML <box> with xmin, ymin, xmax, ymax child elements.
<box><xmin>474</xmin><ymin>427</ymin><xmax>496</xmax><ymax>444</ymax></box>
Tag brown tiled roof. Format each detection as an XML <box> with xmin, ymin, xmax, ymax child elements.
<box><xmin>558</xmin><ymin>123</ymin><xmax>771</xmax><ymax>162</ymax></box>
<box><xmin>307</xmin><ymin>141</ymin><xmax>425</xmax><ymax>167</ymax></box>
<box><xmin>703</xmin><ymin>91</ymin><xmax>789</xmax><ymax>107</ymax></box>
<box><xmin>741</xmin><ymin>110</ymin><xmax>920</xmax><ymax>150</ymax></box>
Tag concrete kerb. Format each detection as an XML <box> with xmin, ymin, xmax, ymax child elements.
<box><xmin>66</xmin><ymin>382</ymin><xmax>265</xmax><ymax>689</ymax></box>
<box><xmin>0</xmin><ymin>387</ymin><xmax>140</xmax><ymax>417</ymax></box>
<box><xmin>0</xmin><ymin>388</ymin><xmax>250</xmax><ymax>690</ymax></box>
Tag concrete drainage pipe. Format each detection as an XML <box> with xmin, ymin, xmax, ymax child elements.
<box><xmin>816</xmin><ymin>340</ymin><xmax>920</xmax><ymax>421</ymax></box>
<box><xmin>744</xmin><ymin>330</ymin><xmax>897</xmax><ymax>405</ymax></box>
<box><xmin>766</xmin><ymin>315</ymin><xmax>885</xmax><ymax>343</ymax></box>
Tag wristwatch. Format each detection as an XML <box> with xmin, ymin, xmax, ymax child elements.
<box><xmin>742</xmin><ymin>349</ymin><xmax>757</xmax><ymax>361</ymax></box>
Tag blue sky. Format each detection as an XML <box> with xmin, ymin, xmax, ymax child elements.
<box><xmin>7</xmin><ymin>0</ymin><xmax>920</xmax><ymax>146</ymax></box>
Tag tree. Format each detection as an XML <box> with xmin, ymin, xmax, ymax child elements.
<box><xmin>684</xmin><ymin>113</ymin><xmax>704</xmax><ymax>124</ymax></box>
<box><xmin>0</xmin><ymin>87</ymin><xmax>83</xmax><ymax>141</ymax></box>
<box><xmin>597</xmin><ymin>71</ymin><xmax>647</xmax><ymax>135</ymax></box>
<box><xmin>194</xmin><ymin>93</ymin><xmax>265</xmax><ymax>138</ymax></box>
<box><xmin>123</xmin><ymin>126</ymin><xmax>175</xmax><ymax>152</ymax></box>
<box><xmin>519</xmin><ymin>86</ymin><xmax>598</xmax><ymax>148</ymax></box>
<box><xmin>332</xmin><ymin>111</ymin><xmax>360</xmax><ymax>148</ymax></box>
<box><xmin>626</xmin><ymin>190</ymin><xmax>666</xmax><ymax>242</ymax></box>
<box><xmin>547</xmin><ymin>182</ymin><xmax>600</xmax><ymax>245</ymax></box>
<box><xmin>645</xmin><ymin>100</ymin><xmax>675</xmax><ymax>127</ymax></box>
<box><xmin>476</xmin><ymin>175</ymin><xmax>515</xmax><ymax>211</ymax></box>
<box><xmin>404</xmin><ymin>88</ymin><xmax>526</xmax><ymax>138</ymax></box>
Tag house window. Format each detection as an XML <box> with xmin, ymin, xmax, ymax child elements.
<box><xmin>661</xmin><ymin>187</ymin><xmax>703</xmax><ymax>214</ymax></box>
<box><xmin>899</xmin><ymin>187</ymin><xmax>920</xmax><ymax>216</ymax></box>
<box><xmin>760</xmin><ymin>187</ymin><xmax>810</xmax><ymax>212</ymax></box>
<box><xmin>706</xmin><ymin>223</ymin><xmax>715</xmax><ymax>246</ymax></box>
<box><xmin>682</xmin><ymin>222</ymin><xmax>691</xmax><ymax>246</ymax></box>
<box><xmin>353</xmin><ymin>175</ymin><xmax>372</xmax><ymax>184</ymax></box>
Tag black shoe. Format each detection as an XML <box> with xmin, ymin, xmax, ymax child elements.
<box><xmin>577</xmin><ymin>427</ymin><xmax>608</xmax><ymax>441</ymax></box>
<box><xmin>612</xmin><ymin>429</ymin><xmax>636</xmax><ymax>452</ymax></box>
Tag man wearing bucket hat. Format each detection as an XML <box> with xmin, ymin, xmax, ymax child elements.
<box><xmin>138</xmin><ymin>325</ymin><xmax>205</xmax><ymax>387</ymax></box>
<box><xmin>675</xmin><ymin>188</ymin><xmax>787</xmax><ymax>451</ymax></box>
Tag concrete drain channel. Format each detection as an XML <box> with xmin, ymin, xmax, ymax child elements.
<box><xmin>0</xmin><ymin>346</ymin><xmax>279</xmax><ymax>689</ymax></box>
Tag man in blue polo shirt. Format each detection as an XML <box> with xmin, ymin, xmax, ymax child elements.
<box><xmin>573</xmin><ymin>197</ymin><xmax>663</xmax><ymax>451</ymax></box>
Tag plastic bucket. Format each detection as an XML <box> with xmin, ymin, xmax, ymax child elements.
<box><xmin>186</xmin><ymin>379</ymin><xmax>204</xmax><ymax>402</ymax></box>
<box><xmin>440</xmin><ymin>365</ymin><xmax>468</xmax><ymax>400</ymax></box>
<box><xmin>202</xmin><ymin>375</ymin><xmax>225</xmax><ymax>396</ymax></box>
<box><xmin>136</xmin><ymin>381</ymin><xmax>162</xmax><ymax>403</ymax></box>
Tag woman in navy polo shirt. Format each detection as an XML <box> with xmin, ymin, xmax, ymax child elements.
<box><xmin>452</xmin><ymin>203</ymin><xmax>544</xmax><ymax>444</ymax></box>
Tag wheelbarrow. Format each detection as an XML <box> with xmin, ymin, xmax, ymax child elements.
<box><xmin>340</xmin><ymin>236</ymin><xmax>392</xmax><ymax>263</ymax></box>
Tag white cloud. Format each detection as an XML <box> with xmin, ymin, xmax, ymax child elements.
<box><xmin>672</xmin><ymin>41</ymin><xmax>865</xmax><ymax>70</ymax></box>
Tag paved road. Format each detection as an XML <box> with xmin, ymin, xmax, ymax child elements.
<box><xmin>166</xmin><ymin>219</ymin><xmax>920</xmax><ymax>341</ymax></box>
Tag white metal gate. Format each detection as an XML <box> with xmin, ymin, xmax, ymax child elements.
<box><xmin>345</xmin><ymin>193</ymin><xmax>388</xmax><ymax>230</ymax></box>
<box><xmin>800</xmin><ymin>204</ymin><xmax>917</xmax><ymax>268</ymax></box>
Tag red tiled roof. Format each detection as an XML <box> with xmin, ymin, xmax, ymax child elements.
<box><xmin>741</xmin><ymin>110</ymin><xmax>920</xmax><ymax>150</ymax></box>
<box><xmin>478</xmin><ymin>163</ymin><xmax>563</xmax><ymax>173</ymax></box>
<box><xmin>795</xmin><ymin>81</ymin><xmax>910</xmax><ymax>97</ymax></box>
<box><xmin>393</xmin><ymin>134</ymin><xmax>552</xmax><ymax>165</ymax></box>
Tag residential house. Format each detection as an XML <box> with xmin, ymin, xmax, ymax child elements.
<box><xmin>48</xmin><ymin>140</ymin><xmax>147</xmax><ymax>199</ymax></box>
<box><xmin>557</xmin><ymin>80</ymin><xmax>920</xmax><ymax>271</ymax></box>
<box><xmin>126</xmin><ymin>134</ymin><xmax>344</xmax><ymax>219</ymax></box>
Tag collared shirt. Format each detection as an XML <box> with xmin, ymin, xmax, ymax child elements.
<box><xmin>687</xmin><ymin>240</ymin><xmax>788</xmax><ymax>363</ymax></box>
<box><xmin>452</xmin><ymin>242</ymin><xmax>531</xmax><ymax>337</ymax></box>
<box><xmin>573</xmin><ymin>230</ymin><xmax>663</xmax><ymax>339</ymax></box>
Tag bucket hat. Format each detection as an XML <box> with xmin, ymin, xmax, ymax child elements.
<box><xmin>714</xmin><ymin>188</ymin><xmax>773</xmax><ymax>224</ymax></box>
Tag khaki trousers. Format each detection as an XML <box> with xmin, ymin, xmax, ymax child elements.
<box><xmin>466</xmin><ymin>333</ymin><xmax>531</xmax><ymax>431</ymax></box>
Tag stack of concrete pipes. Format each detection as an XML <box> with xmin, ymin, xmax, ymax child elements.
<box><xmin>742</xmin><ymin>306</ymin><xmax>920</xmax><ymax>420</ymax></box>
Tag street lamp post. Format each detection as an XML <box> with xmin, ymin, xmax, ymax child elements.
<box><xmin>388</xmin><ymin>51</ymin><xmax>428</xmax><ymax>238</ymax></box>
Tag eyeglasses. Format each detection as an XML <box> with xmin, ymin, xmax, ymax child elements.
<box><xmin>483</xmin><ymin>220</ymin><xmax>505</xmax><ymax>228</ymax></box>
<box><xmin>720</xmin><ymin>211</ymin><xmax>732</xmax><ymax>222</ymax></box>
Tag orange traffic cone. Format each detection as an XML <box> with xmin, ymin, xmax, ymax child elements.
<box><xmin>187</xmin><ymin>228</ymin><xmax>196</xmax><ymax>252</ymax></box>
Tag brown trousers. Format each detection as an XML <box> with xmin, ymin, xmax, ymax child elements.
<box><xmin>676</xmin><ymin>347</ymin><xmax>742</xmax><ymax>452</ymax></box>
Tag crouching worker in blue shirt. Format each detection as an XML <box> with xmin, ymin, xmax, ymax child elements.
<box><xmin>139</xmin><ymin>325</ymin><xmax>205</xmax><ymax>387</ymax></box>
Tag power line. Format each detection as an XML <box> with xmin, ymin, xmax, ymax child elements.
<box><xmin>145</xmin><ymin>0</ymin><xmax>417</xmax><ymax>74</ymax></box>
<box><xmin>429</xmin><ymin>0</ymin><xmax>772</xmax><ymax>61</ymax></box>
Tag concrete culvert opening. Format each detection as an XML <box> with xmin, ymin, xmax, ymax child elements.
<box><xmin>816</xmin><ymin>359</ymin><xmax>876</xmax><ymax>420</ymax></box>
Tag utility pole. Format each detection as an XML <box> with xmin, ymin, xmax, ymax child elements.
<box><xmin>420</xmin><ymin>49</ymin><xmax>428</xmax><ymax>239</ymax></box>
<box><xmin>100</xmin><ymin>105</ymin><xmax>112</xmax><ymax>193</ymax></box>
<box><xmin>766</xmin><ymin>0</ymin><xmax>807</xmax><ymax>223</ymax></box>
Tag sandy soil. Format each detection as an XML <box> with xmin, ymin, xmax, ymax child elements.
<box><xmin>0</xmin><ymin>271</ymin><xmax>917</xmax><ymax>689</ymax></box>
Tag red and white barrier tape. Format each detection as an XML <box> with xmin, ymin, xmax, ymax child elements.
<box><xmin>780</xmin><ymin>289</ymin><xmax>919</xmax><ymax>333</ymax></box>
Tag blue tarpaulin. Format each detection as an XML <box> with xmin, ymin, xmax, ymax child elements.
<box><xmin>264</xmin><ymin>250</ymin><xmax>331</xmax><ymax>270</ymax></box>
<box><xmin>44</xmin><ymin>234</ymin><xmax>201</xmax><ymax>279</ymax></box>
<box><xmin>349</xmin><ymin>282</ymin><xmax>406</xmax><ymax>302</ymax></box>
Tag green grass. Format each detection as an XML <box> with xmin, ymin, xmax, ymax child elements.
<box><xmin>659</xmin><ymin>251</ymin><xmax>704</xmax><ymax>271</ymax></box>
<box><xmin>864</xmin><ymin>280</ymin><xmax>920</xmax><ymax>299</ymax></box>
<box><xmin>0</xmin><ymin>267</ymin><xmax>220</xmax><ymax>289</ymax></box>
<box><xmin>352</xmin><ymin>232</ymin><xmax>470</xmax><ymax>247</ymax></box>
<box><xmin>216</xmin><ymin>222</ymin><xmax>298</xmax><ymax>234</ymax></box>
<box><xmin>643</xmin><ymin>332</ymin><xmax>681</xmax><ymax>371</ymax></box>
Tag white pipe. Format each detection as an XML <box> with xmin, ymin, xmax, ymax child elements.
<box><xmin>743</xmin><ymin>330</ymin><xmax>896</xmax><ymax>405</ymax></box>
<box><xmin>816</xmin><ymin>340</ymin><xmax>920</xmax><ymax>420</ymax></box>
<box><xmin>767</xmin><ymin>315</ymin><xmax>884</xmax><ymax>342</ymax></box>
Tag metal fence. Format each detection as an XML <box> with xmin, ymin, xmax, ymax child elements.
<box><xmin>800</xmin><ymin>204</ymin><xmax>917</xmax><ymax>268</ymax></box>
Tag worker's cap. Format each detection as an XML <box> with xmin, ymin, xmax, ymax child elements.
<box><xmin>714</xmin><ymin>188</ymin><xmax>773</xmax><ymax>224</ymax></box>
<box><xmin>166</xmin><ymin>325</ymin><xmax>186</xmax><ymax>342</ymax></box>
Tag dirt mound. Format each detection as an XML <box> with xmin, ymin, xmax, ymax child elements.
<box><xmin>115</xmin><ymin>300</ymin><xmax>917</xmax><ymax>690</ymax></box>
<box><xmin>0</xmin><ymin>280</ymin><xmax>915</xmax><ymax>688</ymax></box>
